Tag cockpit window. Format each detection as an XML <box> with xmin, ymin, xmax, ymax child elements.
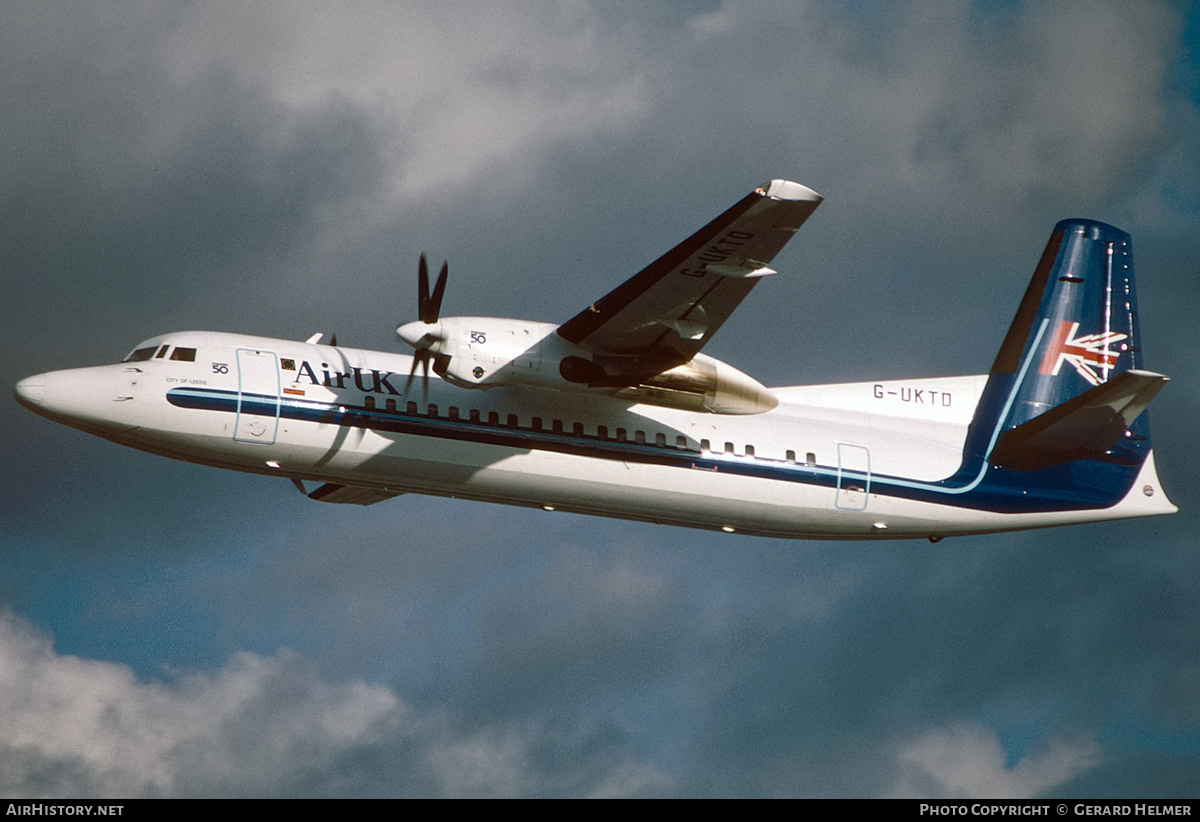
<box><xmin>169</xmin><ymin>347</ymin><xmax>197</xmax><ymax>362</ymax></box>
<box><xmin>123</xmin><ymin>346</ymin><xmax>158</xmax><ymax>362</ymax></box>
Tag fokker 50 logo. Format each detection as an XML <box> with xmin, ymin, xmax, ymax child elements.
<box><xmin>1038</xmin><ymin>320</ymin><xmax>1127</xmax><ymax>385</ymax></box>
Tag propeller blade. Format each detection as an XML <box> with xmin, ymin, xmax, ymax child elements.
<box><xmin>417</xmin><ymin>253</ymin><xmax>430</xmax><ymax>320</ymax></box>
<box><xmin>425</xmin><ymin>260</ymin><xmax>448</xmax><ymax>324</ymax></box>
<box><xmin>403</xmin><ymin>349</ymin><xmax>434</xmax><ymax>400</ymax></box>
<box><xmin>422</xmin><ymin>353</ymin><xmax>431</xmax><ymax>402</ymax></box>
<box><xmin>404</xmin><ymin>349</ymin><xmax>423</xmax><ymax>396</ymax></box>
<box><xmin>415</xmin><ymin>253</ymin><xmax>449</xmax><ymax>323</ymax></box>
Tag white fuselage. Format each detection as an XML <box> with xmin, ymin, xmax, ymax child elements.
<box><xmin>14</xmin><ymin>330</ymin><xmax>1175</xmax><ymax>540</ymax></box>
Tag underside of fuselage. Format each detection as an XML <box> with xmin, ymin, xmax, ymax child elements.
<box><xmin>101</xmin><ymin>411</ymin><xmax>1179</xmax><ymax>540</ymax></box>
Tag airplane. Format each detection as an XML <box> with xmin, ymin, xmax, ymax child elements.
<box><xmin>14</xmin><ymin>180</ymin><xmax>1177</xmax><ymax>540</ymax></box>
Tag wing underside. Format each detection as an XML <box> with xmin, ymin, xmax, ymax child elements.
<box><xmin>556</xmin><ymin>179</ymin><xmax>822</xmax><ymax>382</ymax></box>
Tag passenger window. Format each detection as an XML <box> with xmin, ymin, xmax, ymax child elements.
<box><xmin>700</xmin><ymin>439</ymin><xmax>711</xmax><ymax>452</ymax></box>
<box><xmin>488</xmin><ymin>411</ymin><xmax>499</xmax><ymax>425</ymax></box>
<box><xmin>552</xmin><ymin>419</ymin><xmax>563</xmax><ymax>434</ymax></box>
<box><xmin>448</xmin><ymin>407</ymin><xmax>460</xmax><ymax>420</ymax></box>
<box><xmin>655</xmin><ymin>433</ymin><xmax>666</xmax><ymax>447</ymax></box>
<box><xmin>385</xmin><ymin>399</ymin><xmax>397</xmax><ymax>412</ymax></box>
<box><xmin>616</xmin><ymin>428</ymin><xmax>627</xmax><ymax>442</ymax></box>
<box><xmin>427</xmin><ymin>404</ymin><xmax>438</xmax><ymax>417</ymax></box>
<box><xmin>634</xmin><ymin>430</ymin><xmax>646</xmax><ymax>445</ymax></box>
<box><xmin>806</xmin><ymin>452</ymin><xmax>816</xmax><ymax>467</ymax></box>
<box><xmin>786</xmin><ymin>450</ymin><xmax>796</xmax><ymax>464</ymax></box>
<box><xmin>407</xmin><ymin>401</ymin><xmax>418</xmax><ymax>415</ymax></box>
<box><xmin>745</xmin><ymin>444</ymin><xmax>755</xmax><ymax>457</ymax></box>
<box><xmin>724</xmin><ymin>441</ymin><xmax>734</xmax><ymax>454</ymax></box>
<box><xmin>469</xmin><ymin>409</ymin><xmax>480</xmax><ymax>423</ymax></box>
<box><xmin>597</xmin><ymin>425</ymin><xmax>608</xmax><ymax>439</ymax></box>
<box><xmin>676</xmin><ymin>435</ymin><xmax>688</xmax><ymax>450</ymax></box>
<box><xmin>364</xmin><ymin>396</ymin><xmax>376</xmax><ymax>410</ymax></box>
<box><xmin>507</xmin><ymin>414</ymin><xmax>518</xmax><ymax>427</ymax></box>
<box><xmin>573</xmin><ymin>422</ymin><xmax>584</xmax><ymax>436</ymax></box>
<box><xmin>532</xmin><ymin>417</ymin><xmax>543</xmax><ymax>431</ymax></box>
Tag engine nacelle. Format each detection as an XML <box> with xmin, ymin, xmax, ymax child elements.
<box><xmin>431</xmin><ymin>317</ymin><xmax>556</xmax><ymax>387</ymax></box>
<box><xmin>609</xmin><ymin>354</ymin><xmax>779</xmax><ymax>415</ymax></box>
<box><xmin>402</xmin><ymin>316</ymin><xmax>777</xmax><ymax>414</ymax></box>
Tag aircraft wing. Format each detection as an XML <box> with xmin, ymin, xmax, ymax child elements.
<box><xmin>556</xmin><ymin>179</ymin><xmax>822</xmax><ymax>382</ymax></box>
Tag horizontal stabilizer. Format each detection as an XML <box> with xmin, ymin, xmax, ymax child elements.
<box><xmin>307</xmin><ymin>483</ymin><xmax>405</xmax><ymax>505</ymax></box>
<box><xmin>989</xmin><ymin>370</ymin><xmax>1168</xmax><ymax>470</ymax></box>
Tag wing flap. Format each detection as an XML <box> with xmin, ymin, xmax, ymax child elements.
<box><xmin>556</xmin><ymin>180</ymin><xmax>822</xmax><ymax>378</ymax></box>
<box><xmin>989</xmin><ymin>369</ymin><xmax>1169</xmax><ymax>470</ymax></box>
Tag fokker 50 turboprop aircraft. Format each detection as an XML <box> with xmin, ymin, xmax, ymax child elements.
<box><xmin>15</xmin><ymin>181</ymin><xmax>1176</xmax><ymax>539</ymax></box>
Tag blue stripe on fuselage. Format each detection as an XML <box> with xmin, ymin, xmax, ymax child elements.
<box><xmin>165</xmin><ymin>386</ymin><xmax>1140</xmax><ymax>514</ymax></box>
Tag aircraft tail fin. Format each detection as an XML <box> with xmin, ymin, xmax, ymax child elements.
<box><xmin>965</xmin><ymin>219</ymin><xmax>1168</xmax><ymax>481</ymax></box>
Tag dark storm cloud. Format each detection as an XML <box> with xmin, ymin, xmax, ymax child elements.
<box><xmin>2</xmin><ymin>1</ymin><xmax>1198</xmax><ymax>798</ymax></box>
<box><xmin>0</xmin><ymin>8</ymin><xmax>391</xmax><ymax>354</ymax></box>
<box><xmin>668</xmin><ymin>525</ymin><xmax>1200</xmax><ymax>796</ymax></box>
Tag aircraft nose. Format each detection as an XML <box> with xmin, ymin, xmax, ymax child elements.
<box><xmin>15</xmin><ymin>366</ymin><xmax>141</xmax><ymax>435</ymax></box>
<box><xmin>13</xmin><ymin>374</ymin><xmax>46</xmax><ymax>409</ymax></box>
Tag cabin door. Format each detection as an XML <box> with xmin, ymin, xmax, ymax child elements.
<box><xmin>835</xmin><ymin>443</ymin><xmax>871</xmax><ymax>511</ymax></box>
<box><xmin>234</xmin><ymin>348</ymin><xmax>281</xmax><ymax>445</ymax></box>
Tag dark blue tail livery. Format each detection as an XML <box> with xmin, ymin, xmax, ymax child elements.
<box><xmin>964</xmin><ymin>220</ymin><xmax>1166</xmax><ymax>491</ymax></box>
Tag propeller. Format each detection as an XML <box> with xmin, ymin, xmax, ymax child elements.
<box><xmin>397</xmin><ymin>253</ymin><xmax>449</xmax><ymax>399</ymax></box>
<box><xmin>418</xmin><ymin>253</ymin><xmax>448</xmax><ymax>324</ymax></box>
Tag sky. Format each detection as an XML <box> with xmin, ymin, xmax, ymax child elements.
<box><xmin>2</xmin><ymin>0</ymin><xmax>1199</xmax><ymax>798</ymax></box>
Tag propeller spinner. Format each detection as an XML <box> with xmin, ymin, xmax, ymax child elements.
<box><xmin>396</xmin><ymin>254</ymin><xmax>448</xmax><ymax>397</ymax></box>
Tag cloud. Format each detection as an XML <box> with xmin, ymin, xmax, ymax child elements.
<box><xmin>0</xmin><ymin>610</ymin><xmax>402</xmax><ymax>797</ymax></box>
<box><xmin>0</xmin><ymin>606</ymin><xmax>674</xmax><ymax>798</ymax></box>
<box><xmin>893</xmin><ymin>723</ymin><xmax>1100</xmax><ymax>798</ymax></box>
<box><xmin>154</xmin><ymin>2</ymin><xmax>653</xmax><ymax>198</ymax></box>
